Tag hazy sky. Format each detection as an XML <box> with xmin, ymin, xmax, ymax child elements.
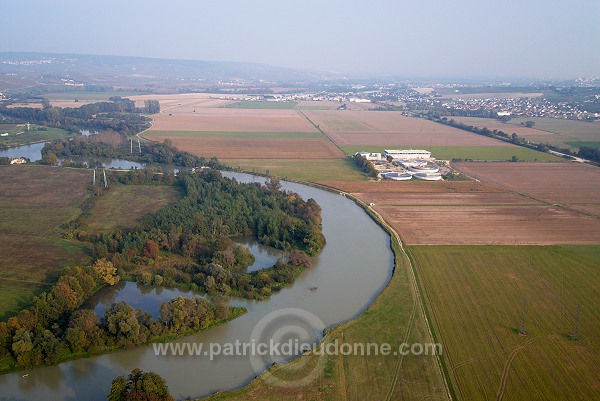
<box><xmin>1</xmin><ymin>0</ymin><xmax>599</xmax><ymax>79</ymax></box>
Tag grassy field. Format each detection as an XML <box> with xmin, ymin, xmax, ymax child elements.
<box><xmin>506</xmin><ymin>117</ymin><xmax>600</xmax><ymax>150</ymax></box>
<box><xmin>203</xmin><ymin>208</ymin><xmax>448</xmax><ymax>401</ymax></box>
<box><xmin>0</xmin><ymin>125</ymin><xmax>73</xmax><ymax>148</ymax></box>
<box><xmin>341</xmin><ymin>145</ymin><xmax>565</xmax><ymax>161</ymax></box>
<box><xmin>411</xmin><ymin>245</ymin><xmax>600</xmax><ymax>401</ymax></box>
<box><xmin>565</xmin><ymin>141</ymin><xmax>600</xmax><ymax>149</ymax></box>
<box><xmin>84</xmin><ymin>184</ymin><xmax>183</xmax><ymax>233</ymax></box>
<box><xmin>144</xmin><ymin>130</ymin><xmax>324</xmax><ymax>139</ymax></box>
<box><xmin>223</xmin><ymin>159</ymin><xmax>368</xmax><ymax>182</ymax></box>
<box><xmin>0</xmin><ymin>166</ymin><xmax>92</xmax><ymax>319</ymax></box>
<box><xmin>222</xmin><ymin>101</ymin><xmax>299</xmax><ymax>109</ymax></box>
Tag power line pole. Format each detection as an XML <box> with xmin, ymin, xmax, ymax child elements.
<box><xmin>570</xmin><ymin>303</ymin><xmax>582</xmax><ymax>341</ymax></box>
<box><xmin>518</xmin><ymin>299</ymin><xmax>528</xmax><ymax>335</ymax></box>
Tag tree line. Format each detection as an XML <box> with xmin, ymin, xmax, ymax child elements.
<box><xmin>41</xmin><ymin>137</ymin><xmax>219</xmax><ymax>169</ymax></box>
<box><xmin>0</xmin><ymin>258</ymin><xmax>241</xmax><ymax>371</ymax></box>
<box><xmin>0</xmin><ymin>97</ymin><xmax>159</xmax><ymax>137</ymax></box>
<box><xmin>353</xmin><ymin>154</ymin><xmax>379</xmax><ymax>178</ymax></box>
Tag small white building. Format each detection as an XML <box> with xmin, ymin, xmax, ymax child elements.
<box><xmin>10</xmin><ymin>157</ymin><xmax>26</xmax><ymax>165</ymax></box>
<box><xmin>384</xmin><ymin>149</ymin><xmax>431</xmax><ymax>160</ymax></box>
<box><xmin>355</xmin><ymin>152</ymin><xmax>382</xmax><ymax>161</ymax></box>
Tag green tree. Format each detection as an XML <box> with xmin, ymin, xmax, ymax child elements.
<box><xmin>107</xmin><ymin>369</ymin><xmax>174</xmax><ymax>401</ymax></box>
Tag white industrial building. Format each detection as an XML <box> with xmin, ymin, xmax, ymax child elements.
<box><xmin>384</xmin><ymin>149</ymin><xmax>431</xmax><ymax>160</ymax></box>
<box><xmin>355</xmin><ymin>152</ymin><xmax>383</xmax><ymax>161</ymax></box>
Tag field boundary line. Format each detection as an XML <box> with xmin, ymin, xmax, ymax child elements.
<box><xmin>357</xmin><ymin>203</ymin><xmax>454</xmax><ymax>401</ymax></box>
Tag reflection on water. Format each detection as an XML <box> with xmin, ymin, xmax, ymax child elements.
<box><xmin>0</xmin><ymin>142</ymin><xmax>46</xmax><ymax>161</ymax></box>
<box><xmin>234</xmin><ymin>236</ymin><xmax>282</xmax><ymax>272</ymax></box>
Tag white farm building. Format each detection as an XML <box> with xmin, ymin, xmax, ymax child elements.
<box><xmin>384</xmin><ymin>149</ymin><xmax>431</xmax><ymax>160</ymax></box>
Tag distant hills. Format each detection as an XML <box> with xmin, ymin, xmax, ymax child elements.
<box><xmin>0</xmin><ymin>52</ymin><xmax>336</xmax><ymax>94</ymax></box>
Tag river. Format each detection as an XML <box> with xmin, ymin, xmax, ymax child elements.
<box><xmin>0</xmin><ymin>172</ymin><xmax>394</xmax><ymax>401</ymax></box>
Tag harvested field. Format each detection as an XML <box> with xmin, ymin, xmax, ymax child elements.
<box><xmin>296</xmin><ymin>100</ymin><xmax>340</xmax><ymax>110</ymax></box>
<box><xmin>129</xmin><ymin>93</ymin><xmax>237</xmax><ymax>111</ymax></box>
<box><xmin>222</xmin><ymin>101</ymin><xmax>298</xmax><ymax>109</ymax></box>
<box><xmin>224</xmin><ymin>159</ymin><xmax>367</xmax><ymax>182</ymax></box>
<box><xmin>145</xmin><ymin>130</ymin><xmax>323</xmax><ymax>139</ymax></box>
<box><xmin>412</xmin><ymin>245</ymin><xmax>600</xmax><ymax>401</ymax></box>
<box><xmin>305</xmin><ymin>110</ymin><xmax>512</xmax><ymax>146</ymax></box>
<box><xmin>355</xmin><ymin>191</ymin><xmax>535</xmax><ymax>206</ymax></box>
<box><xmin>453</xmin><ymin>162</ymin><xmax>600</xmax><ymax>204</ymax></box>
<box><xmin>150</xmin><ymin>109</ymin><xmax>317</xmax><ymax>132</ymax></box>
<box><xmin>0</xmin><ymin>166</ymin><xmax>91</xmax><ymax>319</ymax></box>
<box><xmin>318</xmin><ymin>180</ymin><xmax>505</xmax><ymax>194</ymax></box>
<box><xmin>157</xmin><ymin>136</ymin><xmax>344</xmax><ymax>159</ymax></box>
<box><xmin>376</xmin><ymin>205</ymin><xmax>600</xmax><ymax>245</ymax></box>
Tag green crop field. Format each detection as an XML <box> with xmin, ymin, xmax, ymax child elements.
<box><xmin>0</xmin><ymin>125</ymin><xmax>73</xmax><ymax>148</ymax></box>
<box><xmin>84</xmin><ymin>184</ymin><xmax>182</xmax><ymax>233</ymax></box>
<box><xmin>411</xmin><ymin>245</ymin><xmax>600</xmax><ymax>401</ymax></box>
<box><xmin>341</xmin><ymin>145</ymin><xmax>565</xmax><ymax>162</ymax></box>
<box><xmin>222</xmin><ymin>101</ymin><xmax>299</xmax><ymax>109</ymax></box>
<box><xmin>223</xmin><ymin>158</ymin><xmax>368</xmax><ymax>182</ymax></box>
<box><xmin>145</xmin><ymin>130</ymin><xmax>324</xmax><ymax>139</ymax></box>
<box><xmin>0</xmin><ymin>166</ymin><xmax>92</xmax><ymax>319</ymax></box>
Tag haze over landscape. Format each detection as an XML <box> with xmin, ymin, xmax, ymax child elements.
<box><xmin>1</xmin><ymin>1</ymin><xmax>599</xmax><ymax>401</ymax></box>
<box><xmin>2</xmin><ymin>0</ymin><xmax>600</xmax><ymax>78</ymax></box>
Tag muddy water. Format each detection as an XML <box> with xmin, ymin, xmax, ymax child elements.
<box><xmin>0</xmin><ymin>172</ymin><xmax>393</xmax><ymax>401</ymax></box>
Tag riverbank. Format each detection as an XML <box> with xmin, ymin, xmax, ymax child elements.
<box><xmin>201</xmin><ymin>185</ymin><xmax>450</xmax><ymax>401</ymax></box>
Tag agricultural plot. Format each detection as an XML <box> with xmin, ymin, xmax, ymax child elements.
<box><xmin>0</xmin><ymin>166</ymin><xmax>91</xmax><ymax>319</ymax></box>
<box><xmin>412</xmin><ymin>245</ymin><xmax>600</xmax><ymax>401</ymax></box>
<box><xmin>376</xmin><ymin>204</ymin><xmax>600</xmax><ymax>245</ymax></box>
<box><xmin>222</xmin><ymin>101</ymin><xmax>298</xmax><ymax>109</ymax></box>
<box><xmin>154</xmin><ymin>137</ymin><xmax>344</xmax><ymax>159</ymax></box>
<box><xmin>223</xmin><ymin>159</ymin><xmax>368</xmax><ymax>182</ymax></box>
<box><xmin>305</xmin><ymin>110</ymin><xmax>509</xmax><ymax>147</ymax></box>
<box><xmin>450</xmin><ymin>117</ymin><xmax>545</xmax><ymax>136</ymax></box>
<box><xmin>453</xmin><ymin>162</ymin><xmax>600</xmax><ymax>205</ymax></box>
<box><xmin>463</xmin><ymin>116</ymin><xmax>600</xmax><ymax>150</ymax></box>
<box><xmin>149</xmin><ymin>109</ymin><xmax>318</xmax><ymax>132</ymax></box>
<box><xmin>84</xmin><ymin>184</ymin><xmax>182</xmax><ymax>233</ymax></box>
<box><xmin>0</xmin><ymin>125</ymin><xmax>72</xmax><ymax>148</ymax></box>
<box><xmin>146</xmin><ymin>130</ymin><xmax>323</xmax><ymax>139</ymax></box>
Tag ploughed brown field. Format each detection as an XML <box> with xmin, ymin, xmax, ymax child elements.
<box><xmin>354</xmin><ymin>191</ymin><xmax>537</xmax><ymax>205</ymax></box>
<box><xmin>322</xmin><ymin>161</ymin><xmax>600</xmax><ymax>245</ymax></box>
<box><xmin>305</xmin><ymin>110</ymin><xmax>512</xmax><ymax>146</ymax></box>
<box><xmin>376</xmin><ymin>205</ymin><xmax>600</xmax><ymax>245</ymax></box>
<box><xmin>152</xmin><ymin>136</ymin><xmax>345</xmax><ymax>159</ymax></box>
<box><xmin>150</xmin><ymin>108</ymin><xmax>317</xmax><ymax>132</ymax></box>
<box><xmin>453</xmin><ymin>162</ymin><xmax>600</xmax><ymax>205</ymax></box>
